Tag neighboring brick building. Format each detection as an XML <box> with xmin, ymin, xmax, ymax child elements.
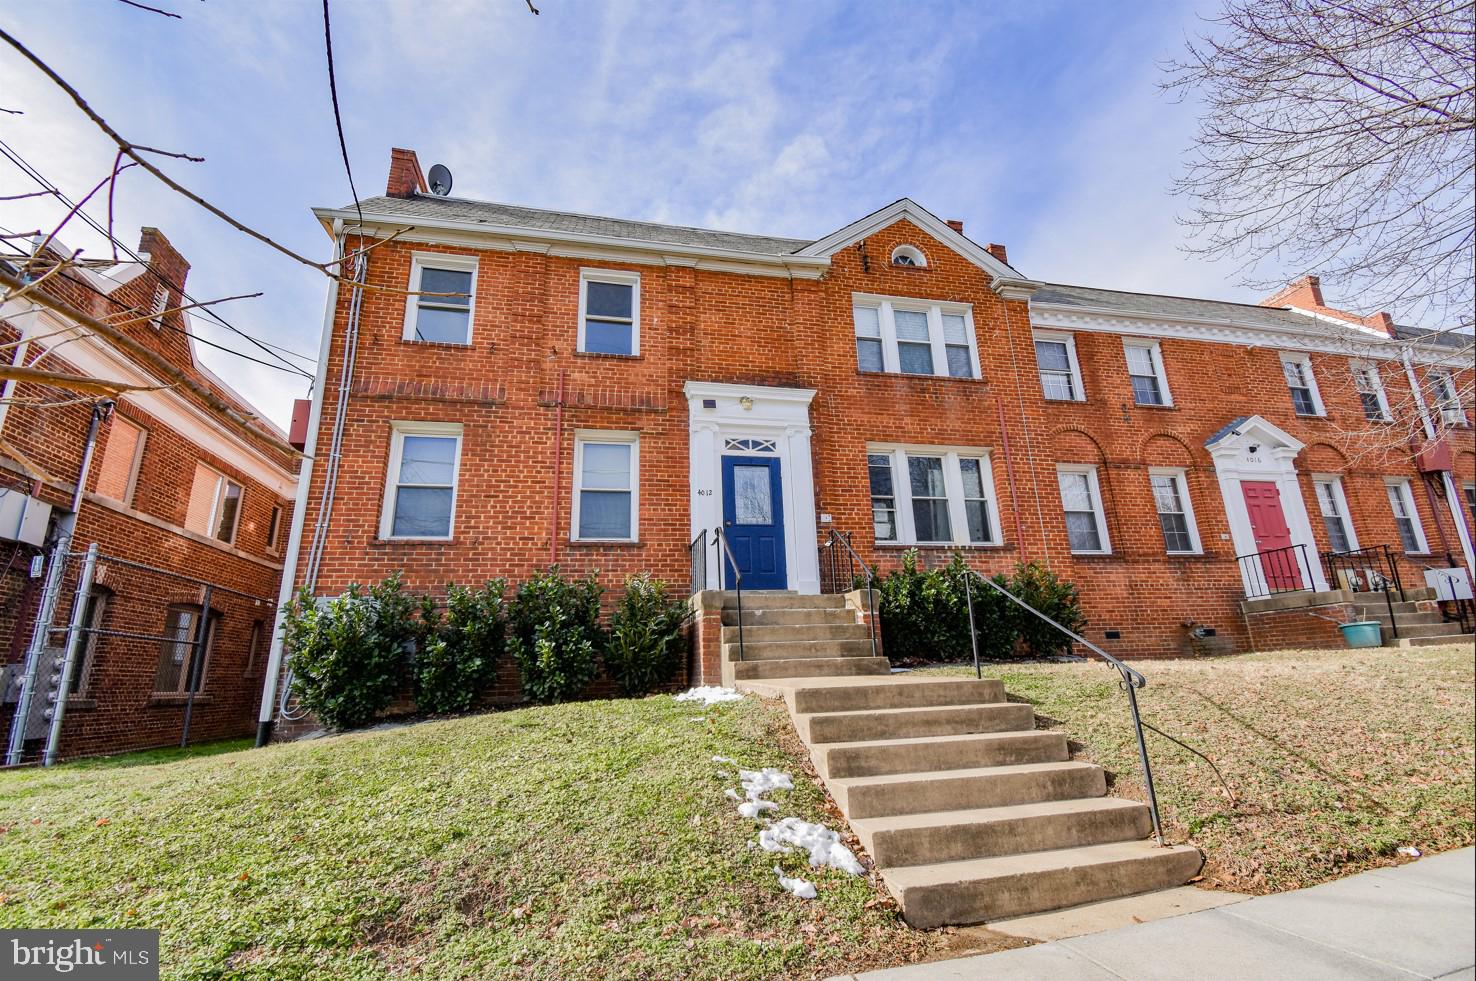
<box><xmin>1</xmin><ymin>229</ymin><xmax>298</xmax><ymax>762</ymax></box>
<box><xmin>261</xmin><ymin>147</ymin><xmax>1472</xmax><ymax>728</ymax></box>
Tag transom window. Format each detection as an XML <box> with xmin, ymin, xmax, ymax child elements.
<box><xmin>724</xmin><ymin>437</ymin><xmax>777</xmax><ymax>453</ymax></box>
<box><xmin>866</xmin><ymin>445</ymin><xmax>999</xmax><ymax>546</ymax></box>
<box><xmin>1313</xmin><ymin>477</ymin><xmax>1357</xmax><ymax>554</ymax></box>
<box><xmin>1057</xmin><ymin>465</ymin><xmax>1110</xmax><ymax>554</ymax></box>
<box><xmin>1385</xmin><ymin>479</ymin><xmax>1428</xmax><ymax>554</ymax></box>
<box><xmin>1429</xmin><ymin>370</ymin><xmax>1467</xmax><ymax>427</ymax></box>
<box><xmin>404</xmin><ymin>254</ymin><xmax>476</xmax><ymax>345</ymax></box>
<box><xmin>1352</xmin><ymin>364</ymin><xmax>1391</xmax><ymax>422</ymax></box>
<box><xmin>1033</xmin><ymin>332</ymin><xmax>1085</xmax><ymax>401</ymax></box>
<box><xmin>851</xmin><ymin>296</ymin><xmax>979</xmax><ymax>380</ymax></box>
<box><xmin>1124</xmin><ymin>341</ymin><xmax>1171</xmax><ymax>407</ymax></box>
<box><xmin>573</xmin><ymin>431</ymin><xmax>639</xmax><ymax>541</ymax></box>
<box><xmin>185</xmin><ymin>464</ymin><xmax>243</xmax><ymax>544</ymax></box>
<box><xmin>1149</xmin><ymin>469</ymin><xmax>1199</xmax><ymax>554</ymax></box>
<box><xmin>579</xmin><ymin>269</ymin><xmax>640</xmax><ymax>356</ymax></box>
<box><xmin>380</xmin><ymin>423</ymin><xmax>461</xmax><ymax>540</ymax></box>
<box><xmin>890</xmin><ymin>245</ymin><xmax>927</xmax><ymax>267</ymax></box>
<box><xmin>1279</xmin><ymin>354</ymin><xmax>1323</xmax><ymax>416</ymax></box>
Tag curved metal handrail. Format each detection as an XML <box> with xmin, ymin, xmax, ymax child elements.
<box><xmin>713</xmin><ymin>525</ymin><xmax>744</xmax><ymax>661</ymax></box>
<box><xmin>822</xmin><ymin>529</ymin><xmax>878</xmax><ymax>659</ymax></box>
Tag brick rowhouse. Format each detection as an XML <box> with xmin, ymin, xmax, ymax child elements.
<box><xmin>261</xmin><ymin>148</ymin><xmax>1472</xmax><ymax>722</ymax></box>
<box><xmin>1</xmin><ymin>229</ymin><xmax>298</xmax><ymax>762</ymax></box>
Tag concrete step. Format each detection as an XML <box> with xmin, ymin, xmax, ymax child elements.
<box><xmin>830</xmin><ymin>761</ymin><xmax>1108</xmax><ymax>820</ymax></box>
<box><xmin>720</xmin><ymin>608</ymin><xmax>858</xmax><ymax>627</ymax></box>
<box><xmin>1376</xmin><ymin>621</ymin><xmax>1470</xmax><ymax>639</ymax></box>
<box><xmin>1395</xmin><ymin>633</ymin><xmax>1474</xmax><ymax>649</ymax></box>
<box><xmin>1350</xmin><ymin>598</ymin><xmax>1424</xmax><ymax>614</ymax></box>
<box><xmin>881</xmin><ymin>841</ymin><xmax>1205</xmax><ymax>928</ymax></box>
<box><xmin>813</xmin><ymin>730</ymin><xmax>1068</xmax><ymax>780</ymax></box>
<box><xmin>787</xmin><ymin>677</ymin><xmax>1006</xmax><ymax>714</ymax></box>
<box><xmin>720</xmin><ymin>592</ymin><xmax>847</xmax><ymax>611</ymax></box>
<box><xmin>1355</xmin><ymin>612</ymin><xmax>1449</xmax><ymax>628</ymax></box>
<box><xmin>854</xmin><ymin>797</ymin><xmax>1152</xmax><ymax>868</ymax></box>
<box><xmin>797</xmin><ymin>703</ymin><xmax>1036</xmax><ymax>744</ymax></box>
<box><xmin>721</xmin><ymin>623</ymin><xmax>870</xmax><ymax>643</ymax></box>
<box><xmin>723</xmin><ymin>639</ymin><xmax>876</xmax><ymax>661</ymax></box>
<box><xmin>730</xmin><ymin>656</ymin><xmax>892</xmax><ymax>681</ymax></box>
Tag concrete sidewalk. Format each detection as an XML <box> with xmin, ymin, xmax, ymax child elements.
<box><xmin>837</xmin><ymin>848</ymin><xmax>1476</xmax><ymax>980</ymax></box>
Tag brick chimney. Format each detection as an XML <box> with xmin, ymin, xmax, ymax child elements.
<box><xmin>985</xmin><ymin>243</ymin><xmax>1008</xmax><ymax>265</ymax></box>
<box><xmin>1261</xmin><ymin>274</ymin><xmax>1323</xmax><ymax>309</ymax></box>
<box><xmin>1363</xmin><ymin>311</ymin><xmax>1396</xmax><ymax>337</ymax></box>
<box><xmin>945</xmin><ymin>219</ymin><xmax>965</xmax><ymax>234</ymax></box>
<box><xmin>138</xmin><ymin>227</ymin><xmax>190</xmax><ymax>294</ymax></box>
<box><xmin>386</xmin><ymin>148</ymin><xmax>428</xmax><ymax>199</ymax></box>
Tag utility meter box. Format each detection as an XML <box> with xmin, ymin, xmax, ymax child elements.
<box><xmin>0</xmin><ymin>489</ymin><xmax>52</xmax><ymax>547</ymax></box>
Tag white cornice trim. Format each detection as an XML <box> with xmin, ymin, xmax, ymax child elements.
<box><xmin>683</xmin><ymin>380</ymin><xmax>817</xmax><ymax>405</ymax></box>
<box><xmin>797</xmin><ymin>198</ymin><xmax>1022</xmax><ymax>282</ymax></box>
<box><xmin>312</xmin><ymin>207</ymin><xmax>829</xmax><ymax>281</ymax></box>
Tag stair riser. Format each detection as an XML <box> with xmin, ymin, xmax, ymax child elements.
<box><xmin>1396</xmin><ymin>634</ymin><xmax>1475</xmax><ymax>648</ymax></box>
<box><xmin>836</xmin><ymin>766</ymin><xmax>1108</xmax><ymax>820</ymax></box>
<box><xmin>818</xmin><ymin>732</ymin><xmax>1068</xmax><ymax>779</ymax></box>
<box><xmin>886</xmin><ymin>849</ymin><xmax>1204</xmax><ymax>928</ymax></box>
<box><xmin>721</xmin><ymin>594</ymin><xmax>847</xmax><ymax>611</ymax></box>
<box><xmin>721</xmin><ymin>609</ymin><xmax>858</xmax><ymax>627</ymax></box>
<box><xmin>722</xmin><ymin>624</ymin><xmax>870</xmax><ymax>643</ymax></box>
<box><xmin>1358</xmin><ymin>622</ymin><xmax>1465</xmax><ymax>638</ymax></box>
<box><xmin>732</xmin><ymin>657</ymin><xmax>892</xmax><ymax>681</ymax></box>
<box><xmin>789</xmin><ymin>679</ymin><xmax>1006</xmax><ymax>714</ymax></box>
<box><xmin>862</xmin><ymin>805</ymin><xmax>1150</xmax><ymax>868</ymax></box>
<box><xmin>801</xmin><ymin>704</ymin><xmax>1035</xmax><ymax>744</ymax></box>
<box><xmin>724</xmin><ymin>640</ymin><xmax>876</xmax><ymax>661</ymax></box>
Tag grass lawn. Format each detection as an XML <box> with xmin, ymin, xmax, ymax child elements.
<box><xmin>921</xmin><ymin>642</ymin><xmax>1475</xmax><ymax>894</ymax></box>
<box><xmin>0</xmin><ymin>695</ymin><xmax>951</xmax><ymax>980</ymax></box>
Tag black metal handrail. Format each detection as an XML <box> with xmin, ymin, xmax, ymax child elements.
<box><xmin>958</xmin><ymin>566</ymin><xmax>1164</xmax><ymax>847</ymax></box>
<box><xmin>1322</xmin><ymin>543</ymin><xmax>1406</xmax><ymax>638</ymax></box>
<box><xmin>713</xmin><ymin>525</ymin><xmax>744</xmax><ymax>662</ymax></box>
<box><xmin>819</xmin><ymin>529</ymin><xmax>878</xmax><ymax>659</ymax></box>
<box><xmin>1237</xmin><ymin>543</ymin><xmax>1315</xmax><ymax>599</ymax></box>
<box><xmin>689</xmin><ymin>529</ymin><xmax>707</xmax><ymax>596</ymax></box>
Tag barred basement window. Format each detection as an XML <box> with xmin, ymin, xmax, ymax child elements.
<box><xmin>155</xmin><ymin>604</ymin><xmax>218</xmax><ymax>695</ymax></box>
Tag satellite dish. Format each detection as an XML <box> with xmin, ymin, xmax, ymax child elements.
<box><xmin>427</xmin><ymin>164</ymin><xmax>453</xmax><ymax>196</ymax></box>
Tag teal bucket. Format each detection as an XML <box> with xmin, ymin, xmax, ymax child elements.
<box><xmin>1339</xmin><ymin>621</ymin><xmax>1383</xmax><ymax>648</ymax></box>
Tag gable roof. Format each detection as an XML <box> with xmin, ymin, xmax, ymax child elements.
<box><xmin>796</xmin><ymin>198</ymin><xmax>1023</xmax><ymax>280</ymax></box>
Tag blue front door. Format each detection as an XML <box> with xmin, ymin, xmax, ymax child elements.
<box><xmin>721</xmin><ymin>456</ymin><xmax>787</xmax><ymax>590</ymax></box>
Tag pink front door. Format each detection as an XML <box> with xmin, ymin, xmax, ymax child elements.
<box><xmin>1242</xmin><ymin>480</ymin><xmax>1303</xmax><ymax>590</ymax></box>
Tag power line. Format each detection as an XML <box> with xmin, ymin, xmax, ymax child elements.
<box><xmin>0</xmin><ymin>137</ymin><xmax>316</xmax><ymax>379</ymax></box>
<box><xmin>321</xmin><ymin>0</ymin><xmax>363</xmax><ymax>228</ymax></box>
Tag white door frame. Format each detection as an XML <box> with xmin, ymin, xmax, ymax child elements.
<box><xmin>1206</xmin><ymin>415</ymin><xmax>1329</xmax><ymax>595</ymax></box>
<box><xmin>684</xmin><ymin>381</ymin><xmax>819</xmax><ymax>593</ymax></box>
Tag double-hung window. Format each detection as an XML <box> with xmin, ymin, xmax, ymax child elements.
<box><xmin>1057</xmin><ymin>465</ymin><xmax>1110</xmax><ymax>554</ymax></box>
<box><xmin>866</xmin><ymin>446</ymin><xmax>999</xmax><ymax>546</ymax></box>
<box><xmin>1280</xmin><ymin>354</ymin><xmax>1323</xmax><ymax>416</ymax></box>
<box><xmin>1429</xmin><ymin>371</ymin><xmax>1467</xmax><ymax>427</ymax></box>
<box><xmin>1352</xmin><ymin>364</ymin><xmax>1391</xmax><ymax>422</ymax></box>
<box><xmin>573</xmin><ymin>431</ymin><xmax>638</xmax><ymax>541</ymax></box>
<box><xmin>155</xmin><ymin>604</ymin><xmax>217</xmax><ymax>695</ymax></box>
<box><xmin>1313</xmin><ymin>477</ymin><xmax>1357</xmax><ymax>554</ymax></box>
<box><xmin>1034</xmin><ymin>332</ymin><xmax>1084</xmax><ymax>401</ymax></box>
<box><xmin>1149</xmin><ymin>469</ymin><xmax>1199</xmax><ymax>554</ymax></box>
<box><xmin>1124</xmin><ymin>341</ymin><xmax>1171</xmax><ymax>407</ymax></box>
<box><xmin>380</xmin><ymin>423</ymin><xmax>461</xmax><ymax>540</ymax></box>
<box><xmin>851</xmin><ymin>296</ymin><xmax>979</xmax><ymax>379</ymax></box>
<box><xmin>185</xmin><ymin>464</ymin><xmax>243</xmax><ymax>544</ymax></box>
<box><xmin>1385</xmin><ymin>479</ymin><xmax>1428</xmax><ymax>554</ymax></box>
<box><xmin>95</xmin><ymin>416</ymin><xmax>146</xmax><ymax>504</ymax></box>
<box><xmin>404</xmin><ymin>254</ymin><xmax>475</xmax><ymax>344</ymax></box>
<box><xmin>579</xmin><ymin>269</ymin><xmax>640</xmax><ymax>356</ymax></box>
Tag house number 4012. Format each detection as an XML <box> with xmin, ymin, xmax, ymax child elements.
<box><xmin>697</xmin><ymin>489</ymin><xmax>713</xmax><ymax>496</ymax></box>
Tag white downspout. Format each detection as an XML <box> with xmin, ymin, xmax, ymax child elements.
<box><xmin>1401</xmin><ymin>350</ymin><xmax>1475</xmax><ymax>577</ymax></box>
<box><xmin>255</xmin><ymin>220</ymin><xmax>344</xmax><ymax>746</ymax></box>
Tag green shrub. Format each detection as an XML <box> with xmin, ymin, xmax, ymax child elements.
<box><xmin>875</xmin><ymin>551</ymin><xmax>1018</xmax><ymax>662</ymax></box>
<box><xmin>605</xmin><ymin>574</ymin><xmax>692</xmax><ymax>696</ymax></box>
<box><xmin>1008</xmin><ymin>561</ymin><xmax>1086</xmax><ymax>656</ymax></box>
<box><xmin>414</xmin><ymin>580</ymin><xmax>508</xmax><ymax>715</ymax></box>
<box><xmin>507</xmin><ymin>566</ymin><xmax>604</xmax><ymax>703</ymax></box>
<box><xmin>283</xmin><ymin>572</ymin><xmax>420</xmax><ymax>730</ymax></box>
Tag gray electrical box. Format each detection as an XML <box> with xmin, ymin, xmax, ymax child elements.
<box><xmin>0</xmin><ymin>488</ymin><xmax>51</xmax><ymax>547</ymax></box>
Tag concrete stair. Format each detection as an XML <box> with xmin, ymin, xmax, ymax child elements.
<box><xmin>723</xmin><ymin>589</ymin><xmax>1201</xmax><ymax>928</ymax></box>
<box><xmin>1349</xmin><ymin>595</ymin><xmax>1472</xmax><ymax>647</ymax></box>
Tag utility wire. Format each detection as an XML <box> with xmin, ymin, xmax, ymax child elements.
<box><xmin>321</xmin><ymin>0</ymin><xmax>363</xmax><ymax>228</ymax></box>
<box><xmin>0</xmin><ymin>137</ymin><xmax>315</xmax><ymax>379</ymax></box>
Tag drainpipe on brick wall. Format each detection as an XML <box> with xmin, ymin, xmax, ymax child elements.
<box><xmin>255</xmin><ymin>221</ymin><xmax>345</xmax><ymax>748</ymax></box>
<box><xmin>1401</xmin><ymin>350</ymin><xmax>1476</xmax><ymax>578</ymax></box>
<box><xmin>548</xmin><ymin>370</ymin><xmax>566</xmax><ymax>567</ymax></box>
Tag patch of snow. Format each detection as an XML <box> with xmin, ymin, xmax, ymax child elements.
<box><xmin>774</xmin><ymin>866</ymin><xmax>816</xmax><ymax>899</ymax></box>
<box><xmin>739</xmin><ymin>767</ymin><xmax>793</xmax><ymax>798</ymax></box>
<box><xmin>1398</xmin><ymin>846</ymin><xmax>1422</xmax><ymax>857</ymax></box>
<box><xmin>677</xmin><ymin>686</ymin><xmax>745</xmax><ymax>707</ymax></box>
<box><xmin>724</xmin><ymin>788</ymin><xmax>741</xmax><ymax>801</ymax></box>
<box><xmin>759</xmin><ymin>817</ymin><xmax>865</xmax><ymax>875</ymax></box>
<box><xmin>712</xmin><ymin>755</ymin><xmax>735</xmax><ymax>764</ymax></box>
<box><xmin>889</xmin><ymin>667</ymin><xmax>912</xmax><ymax>673</ymax></box>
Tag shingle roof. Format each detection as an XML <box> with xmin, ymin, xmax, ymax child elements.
<box><xmin>1031</xmin><ymin>283</ymin><xmax>1321</xmax><ymax>333</ymax></box>
<box><xmin>1391</xmin><ymin>323</ymin><xmax>1472</xmax><ymax>352</ymax></box>
<box><xmin>352</xmin><ymin>194</ymin><xmax>813</xmax><ymax>256</ymax></box>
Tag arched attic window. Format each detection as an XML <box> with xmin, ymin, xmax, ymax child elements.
<box><xmin>890</xmin><ymin>245</ymin><xmax>927</xmax><ymax>267</ymax></box>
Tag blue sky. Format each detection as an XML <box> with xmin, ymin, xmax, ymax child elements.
<box><xmin>2</xmin><ymin>0</ymin><xmax>1268</xmax><ymax>428</ymax></box>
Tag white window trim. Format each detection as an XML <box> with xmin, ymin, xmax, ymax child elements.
<box><xmin>378</xmin><ymin>421</ymin><xmax>463</xmax><ymax>541</ymax></box>
<box><xmin>100</xmin><ymin>417</ymin><xmax>147</xmax><ymax>506</ymax></box>
<box><xmin>1148</xmin><ymin>467</ymin><xmax>1201</xmax><ymax>554</ymax></box>
<box><xmin>890</xmin><ymin>244</ymin><xmax>927</xmax><ymax>267</ymax></box>
<box><xmin>402</xmin><ymin>252</ymin><xmax>477</xmax><ymax>345</ymax></box>
<box><xmin>866</xmin><ymin>443</ymin><xmax>1001</xmax><ymax>547</ymax></box>
<box><xmin>577</xmin><ymin>268</ymin><xmax>641</xmax><ymax>356</ymax></box>
<box><xmin>1429</xmin><ymin>370</ymin><xmax>1468</xmax><ymax>426</ymax></box>
<box><xmin>571</xmin><ymin>429</ymin><xmax>640</xmax><ymax>542</ymax></box>
<box><xmin>1056</xmin><ymin>463</ymin><xmax>1111</xmax><ymax>554</ymax></box>
<box><xmin>1033</xmin><ymin>330</ymin><xmax>1087</xmax><ymax>402</ymax></box>
<box><xmin>852</xmin><ymin>293</ymin><xmax>980</xmax><ymax>380</ymax></box>
<box><xmin>1124</xmin><ymin>339</ymin><xmax>1173</xmax><ymax>407</ymax></box>
<box><xmin>1311</xmin><ymin>475</ymin><xmax>1359</xmax><ymax>552</ymax></box>
<box><xmin>1279</xmin><ymin>352</ymin><xmax>1325</xmax><ymax>416</ymax></box>
<box><xmin>1384</xmin><ymin>478</ymin><xmax>1429</xmax><ymax>554</ymax></box>
<box><xmin>1350</xmin><ymin>362</ymin><xmax>1392</xmax><ymax>422</ymax></box>
<box><xmin>193</xmin><ymin>463</ymin><xmax>244</xmax><ymax>544</ymax></box>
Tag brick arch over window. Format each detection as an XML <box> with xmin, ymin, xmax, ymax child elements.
<box><xmin>1303</xmin><ymin>442</ymin><xmax>1350</xmax><ymax>473</ymax></box>
<box><xmin>1455</xmin><ymin>450</ymin><xmax>1476</xmax><ymax>484</ymax></box>
<box><xmin>1139</xmin><ymin>431</ymin><xmax>1197</xmax><ymax>469</ymax></box>
<box><xmin>1047</xmin><ymin>426</ymin><xmax>1108</xmax><ymax>466</ymax></box>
